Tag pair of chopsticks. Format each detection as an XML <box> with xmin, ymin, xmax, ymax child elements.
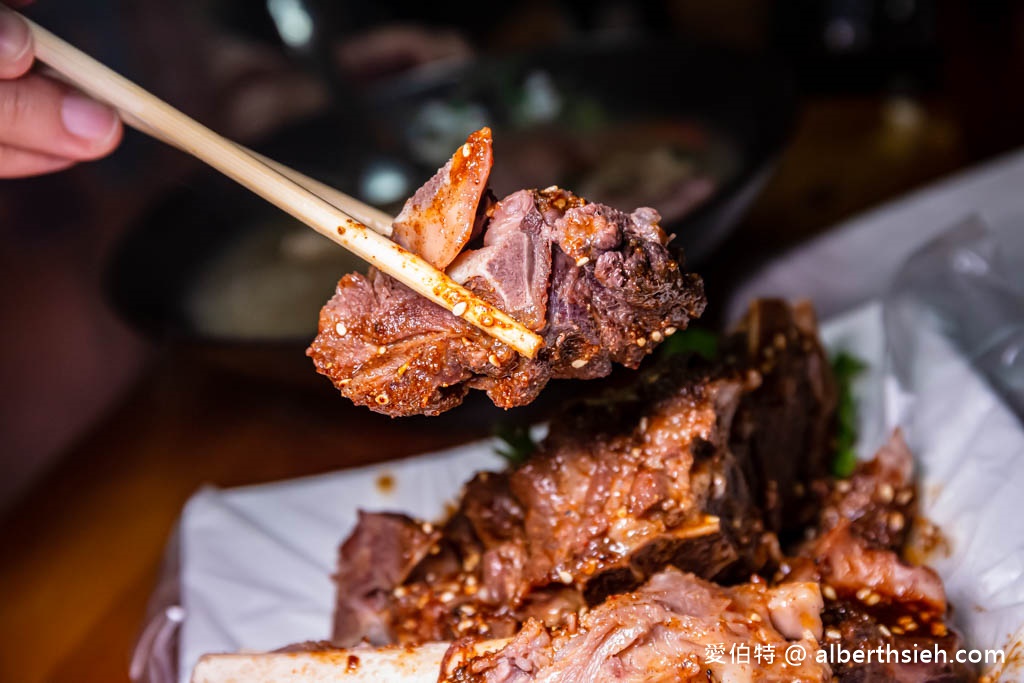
<box><xmin>16</xmin><ymin>11</ymin><xmax>542</xmax><ymax>359</ymax></box>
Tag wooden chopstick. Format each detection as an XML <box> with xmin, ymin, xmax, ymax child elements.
<box><xmin>118</xmin><ymin>110</ymin><xmax>394</xmax><ymax>236</ymax></box>
<box><xmin>19</xmin><ymin>12</ymin><xmax>542</xmax><ymax>358</ymax></box>
<box><xmin>242</xmin><ymin>147</ymin><xmax>394</xmax><ymax>236</ymax></box>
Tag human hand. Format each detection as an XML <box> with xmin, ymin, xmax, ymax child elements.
<box><xmin>0</xmin><ymin>5</ymin><xmax>122</xmax><ymax>178</ymax></box>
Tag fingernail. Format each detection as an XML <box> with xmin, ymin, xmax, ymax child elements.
<box><xmin>0</xmin><ymin>10</ymin><xmax>31</xmax><ymax>62</ymax></box>
<box><xmin>61</xmin><ymin>92</ymin><xmax>118</xmax><ymax>142</ymax></box>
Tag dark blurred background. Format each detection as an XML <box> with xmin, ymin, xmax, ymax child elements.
<box><xmin>2</xmin><ymin>2</ymin><xmax>1024</xmax><ymax>681</ymax></box>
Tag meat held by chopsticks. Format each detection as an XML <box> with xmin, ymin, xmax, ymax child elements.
<box><xmin>307</xmin><ymin>128</ymin><xmax>706</xmax><ymax>416</ymax></box>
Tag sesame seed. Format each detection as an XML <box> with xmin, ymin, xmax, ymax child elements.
<box><xmin>461</xmin><ymin>143</ymin><xmax>471</xmax><ymax>157</ymax></box>
<box><xmin>489</xmin><ymin>354</ymin><xmax>501</xmax><ymax>367</ymax></box>
<box><xmin>664</xmin><ymin>326</ymin><xmax>677</xmax><ymax>336</ymax></box>
<box><xmin>452</xmin><ymin>301</ymin><xmax>468</xmax><ymax>316</ymax></box>
<box><xmin>877</xmin><ymin>484</ymin><xmax>895</xmax><ymax>504</ymax></box>
<box><xmin>895</xmin><ymin>489</ymin><xmax>913</xmax><ymax>505</ymax></box>
<box><xmin>856</xmin><ymin>588</ymin><xmax>871</xmax><ymax>602</ymax></box>
<box><xmin>822</xmin><ymin>585</ymin><xmax>837</xmax><ymax>601</ymax></box>
<box><xmin>879</xmin><ymin>625</ymin><xmax>892</xmax><ymax>637</ymax></box>
<box><xmin>575</xmin><ymin>256</ymin><xmax>590</xmax><ymax>267</ymax></box>
<box><xmin>864</xmin><ymin>592</ymin><xmax>881</xmax><ymax>606</ymax></box>
<box><xmin>650</xmin><ymin>331</ymin><xmax>663</xmax><ymax>342</ymax></box>
<box><xmin>826</xmin><ymin>628</ymin><xmax>842</xmax><ymax>640</ymax></box>
<box><xmin>335</xmin><ymin>322</ymin><xmax>348</xmax><ymax>336</ymax></box>
<box><xmin>378</xmin><ymin>345</ymin><xmax>387</xmax><ymax>355</ymax></box>
<box><xmin>749</xmin><ymin>612</ymin><xmax>762</xmax><ymax>622</ymax></box>
<box><xmin>711</xmin><ymin>473</ymin><xmax>725</xmax><ymax>493</ymax></box>
<box><xmin>543</xmin><ymin>185</ymin><xmax>559</xmax><ymax>192</ymax></box>
<box><xmin>888</xmin><ymin>512</ymin><xmax>905</xmax><ymax>533</ymax></box>
<box><xmin>836</xmin><ymin>480</ymin><xmax>852</xmax><ymax>493</ymax></box>
<box><xmin>440</xmin><ymin>591</ymin><xmax>455</xmax><ymax>602</ymax></box>
<box><xmin>636</xmin><ymin>337</ymin><xmax>647</xmax><ymax>347</ymax></box>
<box><xmin>557</xmin><ymin>570</ymin><xmax>573</xmax><ymax>584</ymax></box>
<box><xmin>571</xmin><ymin>358</ymin><xmax>588</xmax><ymax>369</ymax></box>
<box><xmin>891</xmin><ymin>626</ymin><xmax>905</xmax><ymax>635</ymax></box>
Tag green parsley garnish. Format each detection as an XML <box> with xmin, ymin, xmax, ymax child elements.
<box><xmin>659</xmin><ymin>327</ymin><xmax>719</xmax><ymax>361</ymax></box>
<box><xmin>831</xmin><ymin>351</ymin><xmax>867</xmax><ymax>478</ymax></box>
<box><xmin>494</xmin><ymin>424</ymin><xmax>537</xmax><ymax>465</ymax></box>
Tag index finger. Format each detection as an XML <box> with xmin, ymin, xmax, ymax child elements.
<box><xmin>0</xmin><ymin>8</ymin><xmax>33</xmax><ymax>79</ymax></box>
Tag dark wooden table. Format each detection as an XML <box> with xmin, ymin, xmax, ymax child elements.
<box><xmin>0</xmin><ymin>94</ymin><xmax>988</xmax><ymax>683</ymax></box>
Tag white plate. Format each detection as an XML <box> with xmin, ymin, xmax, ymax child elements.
<box><xmin>174</xmin><ymin>302</ymin><xmax>1024</xmax><ymax>681</ymax></box>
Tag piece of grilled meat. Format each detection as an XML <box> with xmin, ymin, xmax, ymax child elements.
<box><xmin>308</xmin><ymin>129</ymin><xmax>705</xmax><ymax>417</ymax></box>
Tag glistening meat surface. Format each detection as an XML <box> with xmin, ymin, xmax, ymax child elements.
<box><xmin>307</xmin><ymin>130</ymin><xmax>705</xmax><ymax>416</ymax></box>
<box><xmin>391</xmin><ymin>128</ymin><xmax>494</xmax><ymax>270</ymax></box>
<box><xmin>331</xmin><ymin>299</ymin><xmax>838</xmax><ymax>646</ymax></box>
<box><xmin>783</xmin><ymin>432</ymin><xmax>975</xmax><ymax>682</ymax></box>
<box><xmin>442</xmin><ymin>569</ymin><xmax>830</xmax><ymax>683</ymax></box>
<box><xmin>289</xmin><ymin>302</ymin><xmax>978</xmax><ymax>682</ymax></box>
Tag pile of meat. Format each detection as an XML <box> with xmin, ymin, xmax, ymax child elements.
<box><xmin>331</xmin><ymin>300</ymin><xmax>976</xmax><ymax>682</ymax></box>
<box><xmin>308</xmin><ymin>128</ymin><xmax>705</xmax><ymax>417</ymax></box>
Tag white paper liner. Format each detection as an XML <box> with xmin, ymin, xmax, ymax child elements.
<box><xmin>174</xmin><ymin>302</ymin><xmax>1024</xmax><ymax>681</ymax></box>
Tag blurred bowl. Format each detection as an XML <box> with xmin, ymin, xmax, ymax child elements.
<box><xmin>107</xmin><ymin>39</ymin><xmax>794</xmax><ymax>388</ymax></box>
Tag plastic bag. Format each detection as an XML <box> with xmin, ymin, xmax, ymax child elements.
<box><xmin>886</xmin><ymin>215</ymin><xmax>1024</xmax><ymax>423</ymax></box>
